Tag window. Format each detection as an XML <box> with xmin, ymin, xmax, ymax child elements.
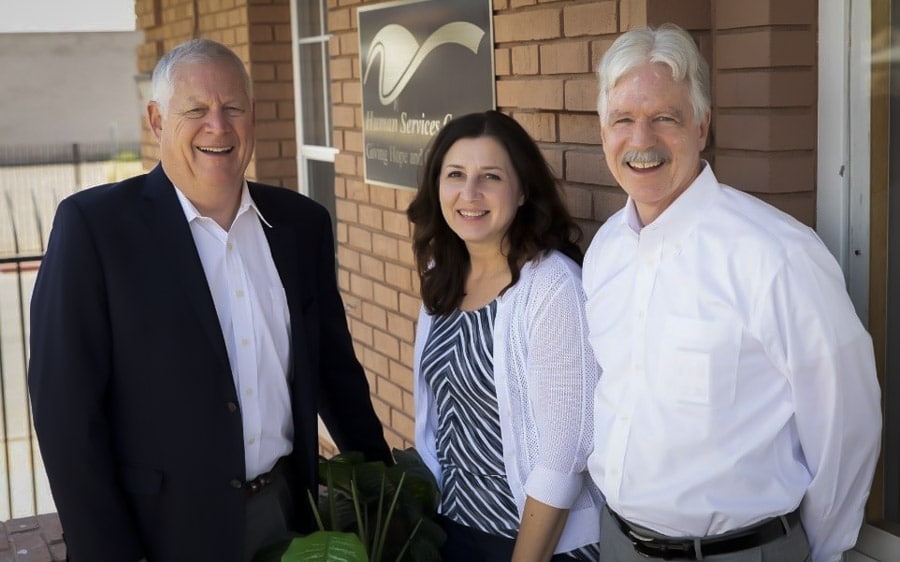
<box><xmin>291</xmin><ymin>0</ymin><xmax>337</xmax><ymax>226</ymax></box>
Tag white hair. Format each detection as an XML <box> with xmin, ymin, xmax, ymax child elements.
<box><xmin>150</xmin><ymin>38</ymin><xmax>253</xmax><ymax>112</ymax></box>
<box><xmin>596</xmin><ymin>23</ymin><xmax>710</xmax><ymax>123</ymax></box>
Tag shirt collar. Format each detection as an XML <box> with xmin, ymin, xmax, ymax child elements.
<box><xmin>620</xmin><ymin>160</ymin><xmax>718</xmax><ymax>238</ymax></box>
<box><xmin>173</xmin><ymin>181</ymin><xmax>273</xmax><ymax>229</ymax></box>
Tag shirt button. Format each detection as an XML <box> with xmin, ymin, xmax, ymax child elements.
<box><xmin>227</xmin><ymin>243</ymin><xmax>234</xmax><ymax>251</ymax></box>
<box><xmin>245</xmin><ymin>388</ymin><xmax>254</xmax><ymax>397</ymax></box>
<box><xmin>230</xmin><ymin>479</ymin><xmax>243</xmax><ymax>489</ymax></box>
<box><xmin>241</xmin><ymin>338</ymin><xmax>250</xmax><ymax>346</ymax></box>
<box><xmin>226</xmin><ymin>402</ymin><xmax>238</xmax><ymax>413</ymax></box>
<box><xmin>248</xmin><ymin>437</ymin><xmax>256</xmax><ymax>445</ymax></box>
<box><xmin>235</xmin><ymin>289</ymin><xmax>244</xmax><ymax>298</ymax></box>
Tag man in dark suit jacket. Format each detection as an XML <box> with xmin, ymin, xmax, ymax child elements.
<box><xmin>27</xmin><ymin>38</ymin><xmax>391</xmax><ymax>562</ymax></box>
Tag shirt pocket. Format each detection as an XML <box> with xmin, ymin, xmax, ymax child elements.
<box><xmin>657</xmin><ymin>316</ymin><xmax>740</xmax><ymax>407</ymax></box>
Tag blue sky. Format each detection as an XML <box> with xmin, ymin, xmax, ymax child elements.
<box><xmin>0</xmin><ymin>0</ymin><xmax>135</xmax><ymax>33</ymax></box>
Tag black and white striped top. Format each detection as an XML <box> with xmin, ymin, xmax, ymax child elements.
<box><xmin>420</xmin><ymin>301</ymin><xmax>601</xmax><ymax>562</ymax></box>
<box><xmin>421</xmin><ymin>300</ymin><xmax>520</xmax><ymax>537</ymax></box>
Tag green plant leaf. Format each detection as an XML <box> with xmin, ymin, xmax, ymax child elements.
<box><xmin>276</xmin><ymin>532</ymin><xmax>368</xmax><ymax>562</ymax></box>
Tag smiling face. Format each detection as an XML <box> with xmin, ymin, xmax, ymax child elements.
<box><xmin>148</xmin><ymin>59</ymin><xmax>255</xmax><ymax>197</ymax></box>
<box><xmin>438</xmin><ymin>136</ymin><xmax>525</xmax><ymax>256</ymax></box>
<box><xmin>600</xmin><ymin>62</ymin><xmax>710</xmax><ymax>225</ymax></box>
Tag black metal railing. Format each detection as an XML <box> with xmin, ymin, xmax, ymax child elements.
<box><xmin>0</xmin><ymin>141</ymin><xmax>139</xmax><ymax>520</ymax></box>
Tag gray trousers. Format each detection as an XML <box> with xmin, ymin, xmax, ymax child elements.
<box><xmin>243</xmin><ymin>460</ymin><xmax>297</xmax><ymax>562</ymax></box>
<box><xmin>600</xmin><ymin>506</ymin><xmax>812</xmax><ymax>561</ymax></box>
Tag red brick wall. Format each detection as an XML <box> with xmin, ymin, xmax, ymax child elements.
<box><xmin>135</xmin><ymin>0</ymin><xmax>297</xmax><ymax>188</ymax></box>
<box><xmin>132</xmin><ymin>0</ymin><xmax>819</xmax><ymax>452</ymax></box>
<box><xmin>327</xmin><ymin>0</ymin><xmax>819</xmax><ymax>450</ymax></box>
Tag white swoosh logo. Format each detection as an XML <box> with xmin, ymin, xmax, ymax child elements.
<box><xmin>363</xmin><ymin>21</ymin><xmax>486</xmax><ymax>105</ymax></box>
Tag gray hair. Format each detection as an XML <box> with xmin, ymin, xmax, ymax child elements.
<box><xmin>596</xmin><ymin>24</ymin><xmax>710</xmax><ymax>123</ymax></box>
<box><xmin>151</xmin><ymin>38</ymin><xmax>253</xmax><ymax>112</ymax></box>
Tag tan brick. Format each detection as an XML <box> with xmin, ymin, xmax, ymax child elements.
<box><xmin>374</xmin><ymin>328</ymin><xmax>400</xmax><ymax>360</ymax></box>
<box><xmin>496</xmin><ymin>47</ymin><xmax>512</xmax><ymax>76</ymax></box>
<box><xmin>497</xmin><ymin>79</ymin><xmax>565</xmax><ymax>110</ymax></box>
<box><xmin>399</xmin><ymin>292</ymin><xmax>422</xmax><ymax>320</ymax></box>
<box><xmin>362</xmin><ymin>301</ymin><xmax>388</xmax><ymax>329</ymax></box>
<box><xmin>350</xmin><ymin>271</ymin><xmax>374</xmax><ymax>300</ymax></box>
<box><xmin>715</xmin><ymin>151</ymin><xmax>815</xmax><ymax>194</ymax></box>
<box><xmin>346</xmin><ymin>178</ymin><xmax>368</xmax><ymax>202</ymax></box>
<box><xmin>333</xmin><ymin>105</ymin><xmax>356</xmax><ymax>128</ymax></box>
<box><xmin>342</xmin><ymin>81</ymin><xmax>362</xmax><ymax>105</ymax></box>
<box><xmin>715</xmin><ymin>70</ymin><xmax>815</xmax><ymax>108</ymax></box>
<box><xmin>339</xmin><ymin>31</ymin><xmax>359</xmax><ymax>55</ymax></box>
<box><xmin>511</xmin><ymin>0</ymin><xmax>537</xmax><ymax>7</ymax></box>
<box><xmin>389</xmin><ymin>360</ymin><xmax>414</xmax><ymax>391</ymax></box>
<box><xmin>349</xmin><ymin>317</ymin><xmax>374</xmax><ymax>345</ymax></box>
<box><xmin>494</xmin><ymin>9</ymin><xmax>562</xmax><ymax>43</ymax></box>
<box><xmin>513</xmin><ymin>112</ymin><xmax>557</xmax><ymax>143</ymax></box>
<box><xmin>377</xmin><ymin>377</ymin><xmax>404</xmax><ymax>408</ymax></box>
<box><xmin>387</xmin><ymin>311</ymin><xmax>415</xmax><ymax>342</ymax></box>
<box><xmin>372</xmin><ymin>232</ymin><xmax>400</xmax><ymax>260</ymax></box>
<box><xmin>395</xmin><ymin>188</ymin><xmax>416</xmax><ymax>212</ymax></box>
<box><xmin>370</xmin><ymin>185</ymin><xmax>397</xmax><ymax>208</ymax></box>
<box><xmin>344</xmin><ymin>130</ymin><xmax>364</xmax><ymax>153</ymax></box>
<box><xmin>716</xmin><ymin>0</ymin><xmax>814</xmax><ymax>29</ymax></box>
<box><xmin>330</xmin><ymin>57</ymin><xmax>354</xmax><ymax>80</ymax></box>
<box><xmin>360</xmin><ymin>253</ymin><xmax>386</xmax><ymax>281</ymax></box>
<box><xmin>512</xmin><ymin>45</ymin><xmax>540</xmax><ymax>75</ymax></box>
<box><xmin>564</xmin><ymin>77</ymin><xmax>599</xmax><ymax>112</ymax></box>
<box><xmin>564</xmin><ymin>2</ymin><xmax>617</xmax><ymax>37</ymax></box>
<box><xmin>400</xmin><ymin>340</ymin><xmax>416</xmax><ymax>368</ymax></box>
<box><xmin>562</xmin><ymin>184</ymin><xmax>594</xmax><ymax>220</ymax></box>
<box><xmin>715</xmin><ymin>30</ymin><xmax>815</xmax><ymax>70</ymax></box>
<box><xmin>646</xmin><ymin>0</ymin><xmax>710</xmax><ymax>29</ymax></box>
<box><xmin>754</xmin><ymin>191</ymin><xmax>815</xmax><ymax>226</ymax></box>
<box><xmin>565</xmin><ymin>149</ymin><xmax>607</xmax><ymax>185</ymax></box>
<box><xmin>592</xmin><ymin>186</ymin><xmax>628</xmax><ymax>221</ymax></box>
<box><xmin>385</xmin><ymin>262</ymin><xmax>414</xmax><ymax>291</ymax></box>
<box><xmin>542</xmin><ymin>146</ymin><xmax>564</xmax><ymax>179</ymax></box>
<box><xmin>715</xmin><ymin>110</ymin><xmax>816</xmax><ymax>151</ymax></box>
<box><xmin>335</xmin><ymin>152</ymin><xmax>357</xmax><ymax>176</ymax></box>
<box><xmin>373</xmin><ymin>282</ymin><xmax>399</xmax><ymax>310</ymax></box>
<box><xmin>383</xmin><ymin>209</ymin><xmax>411</xmax><ymax>237</ymax></box>
<box><xmin>335</xmin><ymin>199</ymin><xmax>359</xmax><ymax>224</ymax></box>
<box><xmin>328</xmin><ymin>7</ymin><xmax>352</xmax><ymax>32</ymax></box>
<box><xmin>358</xmin><ymin>204</ymin><xmax>383</xmax><ymax>229</ymax></box>
<box><xmin>337</xmin><ymin>245</ymin><xmax>360</xmax><ymax>272</ymax></box>
<box><xmin>541</xmin><ymin>41</ymin><xmax>590</xmax><ymax>75</ymax></box>
<box><xmin>397</xmin><ymin>238</ymin><xmax>416</xmax><ymax>267</ymax></box>
<box><xmin>559</xmin><ymin>113</ymin><xmax>602</xmax><ymax>145</ymax></box>
<box><xmin>391</xmin><ymin>409</ymin><xmax>415</xmax><ymax>442</ymax></box>
<box><xmin>347</xmin><ymin>225</ymin><xmax>373</xmax><ymax>251</ymax></box>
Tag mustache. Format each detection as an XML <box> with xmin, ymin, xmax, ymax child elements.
<box><xmin>621</xmin><ymin>149</ymin><xmax>670</xmax><ymax>165</ymax></box>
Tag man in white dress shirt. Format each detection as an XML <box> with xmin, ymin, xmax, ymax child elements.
<box><xmin>583</xmin><ymin>24</ymin><xmax>882</xmax><ymax>562</ymax></box>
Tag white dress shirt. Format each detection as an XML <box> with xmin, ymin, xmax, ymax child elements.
<box><xmin>583</xmin><ymin>164</ymin><xmax>881</xmax><ymax>562</ymax></box>
<box><xmin>175</xmin><ymin>184</ymin><xmax>293</xmax><ymax>479</ymax></box>
<box><xmin>414</xmin><ymin>251</ymin><xmax>604</xmax><ymax>553</ymax></box>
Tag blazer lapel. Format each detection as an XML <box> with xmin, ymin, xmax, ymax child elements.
<box><xmin>141</xmin><ymin>165</ymin><xmax>233</xmax><ymax>379</ymax></box>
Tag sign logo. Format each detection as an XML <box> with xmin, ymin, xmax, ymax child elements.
<box><xmin>363</xmin><ymin>22</ymin><xmax>485</xmax><ymax>105</ymax></box>
<box><xmin>358</xmin><ymin>0</ymin><xmax>494</xmax><ymax>189</ymax></box>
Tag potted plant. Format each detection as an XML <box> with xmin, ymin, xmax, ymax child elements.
<box><xmin>254</xmin><ymin>448</ymin><xmax>445</xmax><ymax>562</ymax></box>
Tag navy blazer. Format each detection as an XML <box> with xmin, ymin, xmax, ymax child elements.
<box><xmin>28</xmin><ymin>165</ymin><xmax>391</xmax><ymax>561</ymax></box>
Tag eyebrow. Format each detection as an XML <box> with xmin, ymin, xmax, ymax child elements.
<box><xmin>607</xmin><ymin>107</ymin><xmax>685</xmax><ymax>120</ymax></box>
<box><xmin>444</xmin><ymin>164</ymin><xmax>506</xmax><ymax>172</ymax></box>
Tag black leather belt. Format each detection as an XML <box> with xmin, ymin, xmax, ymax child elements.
<box><xmin>244</xmin><ymin>457</ymin><xmax>287</xmax><ymax>497</ymax></box>
<box><xmin>608</xmin><ymin>507</ymin><xmax>800</xmax><ymax>560</ymax></box>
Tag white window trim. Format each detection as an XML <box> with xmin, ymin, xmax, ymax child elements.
<box><xmin>289</xmin><ymin>1</ymin><xmax>336</xmax><ymax>198</ymax></box>
<box><xmin>817</xmin><ymin>0</ymin><xmax>871</xmax><ymax>324</ymax></box>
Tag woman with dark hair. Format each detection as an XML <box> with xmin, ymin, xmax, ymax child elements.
<box><xmin>408</xmin><ymin>110</ymin><xmax>603</xmax><ymax>561</ymax></box>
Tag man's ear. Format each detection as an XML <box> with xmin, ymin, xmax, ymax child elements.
<box><xmin>697</xmin><ymin>109</ymin><xmax>711</xmax><ymax>151</ymax></box>
<box><xmin>147</xmin><ymin>101</ymin><xmax>163</xmax><ymax>142</ymax></box>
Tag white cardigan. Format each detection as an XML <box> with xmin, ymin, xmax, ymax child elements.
<box><xmin>413</xmin><ymin>251</ymin><xmax>603</xmax><ymax>553</ymax></box>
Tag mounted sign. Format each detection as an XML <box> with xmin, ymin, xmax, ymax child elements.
<box><xmin>358</xmin><ymin>0</ymin><xmax>495</xmax><ymax>189</ymax></box>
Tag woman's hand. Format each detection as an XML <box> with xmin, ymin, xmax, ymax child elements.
<box><xmin>511</xmin><ymin>496</ymin><xmax>569</xmax><ymax>562</ymax></box>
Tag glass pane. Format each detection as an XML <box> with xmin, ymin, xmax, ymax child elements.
<box><xmin>295</xmin><ymin>0</ymin><xmax>323</xmax><ymax>38</ymax></box>
<box><xmin>298</xmin><ymin>42</ymin><xmax>329</xmax><ymax>146</ymax></box>
<box><xmin>307</xmin><ymin>158</ymin><xmax>335</xmax><ymax>233</ymax></box>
